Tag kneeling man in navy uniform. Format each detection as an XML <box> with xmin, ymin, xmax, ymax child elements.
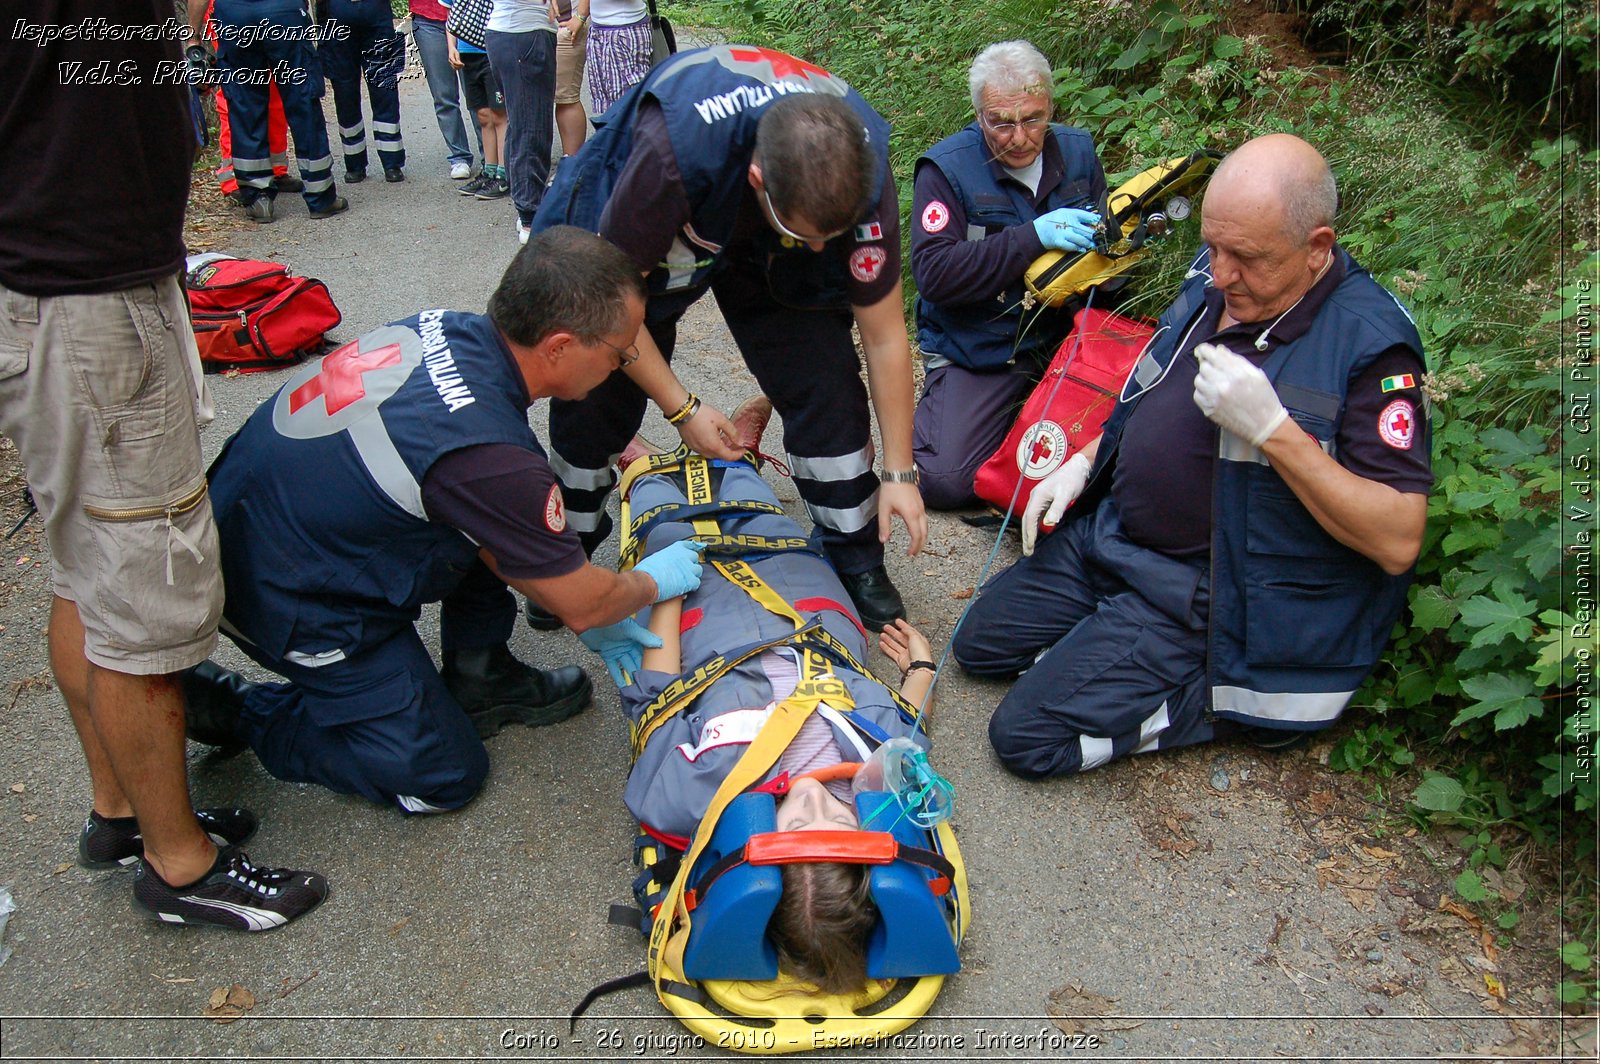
<box><xmin>186</xmin><ymin>227</ymin><xmax>704</xmax><ymax>813</ymax></box>
<box><xmin>956</xmin><ymin>134</ymin><xmax>1433</xmax><ymax>777</ymax></box>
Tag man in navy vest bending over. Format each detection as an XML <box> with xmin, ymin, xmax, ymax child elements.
<box><xmin>911</xmin><ymin>40</ymin><xmax>1107</xmax><ymax>509</ymax></box>
<box><xmin>184</xmin><ymin>228</ymin><xmax>706</xmax><ymax>814</ymax></box>
<box><xmin>954</xmin><ymin>134</ymin><xmax>1432</xmax><ymax>777</ymax></box>
<box><xmin>531</xmin><ymin>45</ymin><xmax>927</xmax><ymax>634</ymax></box>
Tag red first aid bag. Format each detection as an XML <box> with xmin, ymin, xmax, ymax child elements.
<box><xmin>185</xmin><ymin>254</ymin><xmax>341</xmax><ymax>373</ymax></box>
<box><xmin>973</xmin><ymin>307</ymin><xmax>1155</xmax><ymax>514</ymax></box>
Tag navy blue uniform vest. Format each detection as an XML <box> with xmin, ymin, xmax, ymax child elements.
<box><xmin>914</xmin><ymin>123</ymin><xmax>1102</xmax><ymax>370</ymax></box>
<box><xmin>1082</xmin><ymin>247</ymin><xmax>1427</xmax><ymax>728</ymax></box>
<box><xmin>209</xmin><ymin>311</ymin><xmax>540</xmax><ymax>664</ymax></box>
<box><xmin>534</xmin><ymin>45</ymin><xmax>892</xmax><ymax>312</ymax></box>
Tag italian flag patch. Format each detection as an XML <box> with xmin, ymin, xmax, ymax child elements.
<box><xmin>1380</xmin><ymin>373</ymin><xmax>1417</xmax><ymax>393</ymax></box>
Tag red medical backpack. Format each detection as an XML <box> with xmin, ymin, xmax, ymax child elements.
<box><xmin>185</xmin><ymin>255</ymin><xmax>341</xmax><ymax>372</ymax></box>
<box><xmin>972</xmin><ymin>308</ymin><xmax>1155</xmax><ymax>514</ymax></box>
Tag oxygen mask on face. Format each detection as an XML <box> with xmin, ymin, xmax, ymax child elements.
<box><xmin>853</xmin><ymin>736</ymin><xmax>955</xmax><ymax>828</ymax></box>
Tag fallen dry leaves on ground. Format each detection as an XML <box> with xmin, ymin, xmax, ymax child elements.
<box><xmin>203</xmin><ymin>983</ymin><xmax>256</xmax><ymax>1024</ymax></box>
<box><xmin>1046</xmin><ymin>983</ymin><xmax>1145</xmax><ymax>1037</ymax></box>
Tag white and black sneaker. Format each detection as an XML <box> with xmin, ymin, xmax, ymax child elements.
<box><xmin>133</xmin><ymin>847</ymin><xmax>328</xmax><ymax>932</ymax></box>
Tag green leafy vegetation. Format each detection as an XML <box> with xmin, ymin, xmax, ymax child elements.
<box><xmin>697</xmin><ymin>0</ymin><xmax>1596</xmax><ymax>1002</ymax></box>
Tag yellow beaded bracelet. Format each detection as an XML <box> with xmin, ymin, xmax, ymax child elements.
<box><xmin>665</xmin><ymin>394</ymin><xmax>701</xmax><ymax>426</ymax></box>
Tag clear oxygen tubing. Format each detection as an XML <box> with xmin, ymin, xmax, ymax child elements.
<box><xmin>1116</xmin><ymin>256</ymin><xmax>1213</xmax><ymax>405</ymax></box>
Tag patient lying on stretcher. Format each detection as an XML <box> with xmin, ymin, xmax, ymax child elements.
<box><xmin>637</xmin><ymin>594</ymin><xmax>934</xmax><ymax>991</ymax></box>
<box><xmin>612</xmin><ymin>443</ymin><xmax>959</xmax><ymax>996</ymax></box>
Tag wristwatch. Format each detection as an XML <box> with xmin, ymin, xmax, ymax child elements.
<box><xmin>880</xmin><ymin>468</ymin><xmax>919</xmax><ymax>485</ymax></box>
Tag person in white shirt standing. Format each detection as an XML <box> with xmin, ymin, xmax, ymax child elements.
<box><xmin>483</xmin><ymin>0</ymin><xmax>557</xmax><ymax>242</ymax></box>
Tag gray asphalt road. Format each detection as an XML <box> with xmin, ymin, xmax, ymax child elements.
<box><xmin>0</xmin><ymin>51</ymin><xmax>1556</xmax><ymax>1063</ymax></box>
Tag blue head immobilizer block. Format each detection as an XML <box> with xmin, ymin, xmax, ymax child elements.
<box><xmin>681</xmin><ymin>791</ymin><xmax>960</xmax><ymax>982</ymax></box>
<box><xmin>681</xmin><ymin>793</ymin><xmax>784</xmax><ymax>981</ymax></box>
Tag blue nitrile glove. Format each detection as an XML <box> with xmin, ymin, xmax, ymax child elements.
<box><xmin>634</xmin><ymin>538</ymin><xmax>707</xmax><ymax>602</ymax></box>
<box><xmin>579</xmin><ymin>617</ymin><xmax>663</xmax><ymax>687</ymax></box>
<box><xmin>1032</xmin><ymin>207</ymin><xmax>1100</xmax><ymax>253</ymax></box>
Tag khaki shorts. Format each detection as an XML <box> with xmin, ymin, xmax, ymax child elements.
<box><xmin>0</xmin><ymin>275</ymin><xmax>222</xmax><ymax>675</ymax></box>
<box><xmin>555</xmin><ymin>20</ymin><xmax>587</xmax><ymax>105</ymax></box>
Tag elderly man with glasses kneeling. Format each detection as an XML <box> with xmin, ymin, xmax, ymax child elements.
<box><xmin>909</xmin><ymin>40</ymin><xmax>1110</xmax><ymax>510</ymax></box>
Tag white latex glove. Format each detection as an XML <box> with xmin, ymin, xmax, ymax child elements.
<box><xmin>1192</xmin><ymin>342</ymin><xmax>1289</xmax><ymax>447</ymax></box>
<box><xmin>1021</xmin><ymin>452</ymin><xmax>1091</xmax><ymax>556</ymax></box>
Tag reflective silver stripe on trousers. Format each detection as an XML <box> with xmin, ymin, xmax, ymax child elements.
<box><xmin>1078</xmin><ymin>734</ymin><xmax>1113</xmax><ymax>772</ymax></box>
<box><xmin>303</xmin><ymin>176</ymin><xmax>335</xmax><ymax>193</ymax></box>
<box><xmin>300</xmin><ymin>154</ymin><xmax>334</xmax><ymax>173</ymax></box>
<box><xmin>348</xmin><ymin>415</ymin><xmax>425</xmax><ymax>518</ymax></box>
<box><xmin>231</xmin><ymin>155</ymin><xmax>271</xmax><ymax>170</ymax></box>
<box><xmin>562</xmin><ymin>506</ymin><xmax>604</xmax><ymax>533</ymax></box>
<box><xmin>396</xmin><ymin>795</ymin><xmax>448</xmax><ymax>814</ymax></box>
<box><xmin>372</xmin><ymin>121</ymin><xmax>403</xmax><ymax>141</ymax></box>
<box><xmin>802</xmin><ymin>489</ymin><xmax>878</xmax><ymax>535</ymax></box>
<box><xmin>546</xmin><ymin>445</ymin><xmax>615</xmax><ymax>492</ymax></box>
<box><xmin>1131</xmin><ymin>700</ymin><xmax>1171</xmax><ymax>754</ymax></box>
<box><xmin>1211</xmin><ymin>685</ymin><xmax>1354</xmax><ymax>723</ymax></box>
<box><xmin>284</xmin><ymin>647</ymin><xmax>348</xmax><ymax>667</ymax></box>
<box><xmin>1081</xmin><ymin>699</ymin><xmax>1170</xmax><ymax>770</ymax></box>
<box><xmin>785</xmin><ymin>444</ymin><xmax>872</xmax><ymax>483</ymax></box>
<box><xmin>339</xmin><ymin>122</ymin><xmax>365</xmax><ymax>138</ymax></box>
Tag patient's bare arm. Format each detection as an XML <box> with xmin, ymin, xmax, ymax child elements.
<box><xmin>640</xmin><ymin>596</ymin><xmax>684</xmax><ymax>674</ymax></box>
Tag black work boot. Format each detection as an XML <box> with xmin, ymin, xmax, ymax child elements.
<box><xmin>523</xmin><ymin>598</ymin><xmax>564</xmax><ymax>631</ymax></box>
<box><xmin>839</xmin><ymin>565</ymin><xmax>907</xmax><ymax>635</ymax></box>
<box><xmin>441</xmin><ymin>644</ymin><xmax>592</xmax><ymax>739</ymax></box>
<box><xmin>180</xmin><ymin>660</ymin><xmax>253</xmax><ymax>757</ymax></box>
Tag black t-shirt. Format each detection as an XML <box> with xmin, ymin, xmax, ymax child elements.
<box><xmin>420</xmin><ymin>444</ymin><xmax>588</xmax><ymax>581</ymax></box>
<box><xmin>599</xmin><ymin>102</ymin><xmax>901</xmax><ymax>307</ymax></box>
<box><xmin>0</xmin><ymin>1</ymin><xmax>195</xmax><ymax>295</ymax></box>
<box><xmin>1113</xmin><ymin>257</ymin><xmax>1432</xmax><ymax>559</ymax></box>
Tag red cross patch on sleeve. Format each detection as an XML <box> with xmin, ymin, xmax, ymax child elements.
<box><xmin>849</xmin><ymin>245</ymin><xmax>887</xmax><ymax>282</ymax></box>
<box><xmin>921</xmin><ymin>200</ymin><xmax>950</xmax><ymax>233</ymax></box>
<box><xmin>1378</xmin><ymin>399</ymin><xmax>1416</xmax><ymax>450</ymax></box>
<box><xmin>544</xmin><ymin>484</ymin><xmax>568</xmax><ymax>533</ymax></box>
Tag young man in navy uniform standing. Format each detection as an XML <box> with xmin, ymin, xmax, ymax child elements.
<box><xmin>532</xmin><ymin>45</ymin><xmax>927</xmax><ymax>634</ymax></box>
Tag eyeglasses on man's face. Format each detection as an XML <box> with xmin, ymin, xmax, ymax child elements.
<box><xmin>761</xmin><ymin>186</ymin><xmax>849</xmax><ymax>246</ymax></box>
<box><xmin>598</xmin><ymin>337</ymin><xmax>640</xmax><ymax>368</ymax></box>
<box><xmin>979</xmin><ymin>111</ymin><xmax>1050</xmax><ymax>137</ymax></box>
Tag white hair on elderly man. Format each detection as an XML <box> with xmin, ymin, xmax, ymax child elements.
<box><xmin>968</xmin><ymin>40</ymin><xmax>1053</xmax><ymax>112</ymax></box>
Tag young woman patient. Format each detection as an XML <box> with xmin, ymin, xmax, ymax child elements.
<box><xmin>611</xmin><ymin>431</ymin><xmax>939</xmax><ymax>994</ymax></box>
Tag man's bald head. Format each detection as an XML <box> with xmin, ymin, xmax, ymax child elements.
<box><xmin>1200</xmin><ymin>134</ymin><xmax>1339</xmax><ymax>323</ymax></box>
<box><xmin>1211</xmin><ymin>133</ymin><xmax>1338</xmax><ymax>243</ymax></box>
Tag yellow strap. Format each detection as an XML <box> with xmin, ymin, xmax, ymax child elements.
<box><xmin>618</xmin><ymin>446</ymin><xmax>695</xmax><ymax>573</ymax></box>
<box><xmin>623</xmin><ymin>451</ymin><xmax>922</xmax><ymax>752</ymax></box>
<box><xmin>630</xmin><ymin>623</ymin><xmax>825</xmax><ymax>759</ymax></box>
<box><xmin>712</xmin><ymin>558</ymin><xmax>804</xmax><ymax>629</ymax></box>
<box><xmin>684</xmin><ymin>452</ymin><xmax>715</xmax><ymax>505</ymax></box>
<box><xmin>650</xmin><ymin>650</ymin><xmax>847</xmax><ymax>992</ymax></box>
<box><xmin>618</xmin><ymin>444</ymin><xmax>693</xmax><ymax>502</ymax></box>
<box><xmin>622</xmin><ymin>501</ymin><xmax>788</xmax><ymax>569</ymax></box>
